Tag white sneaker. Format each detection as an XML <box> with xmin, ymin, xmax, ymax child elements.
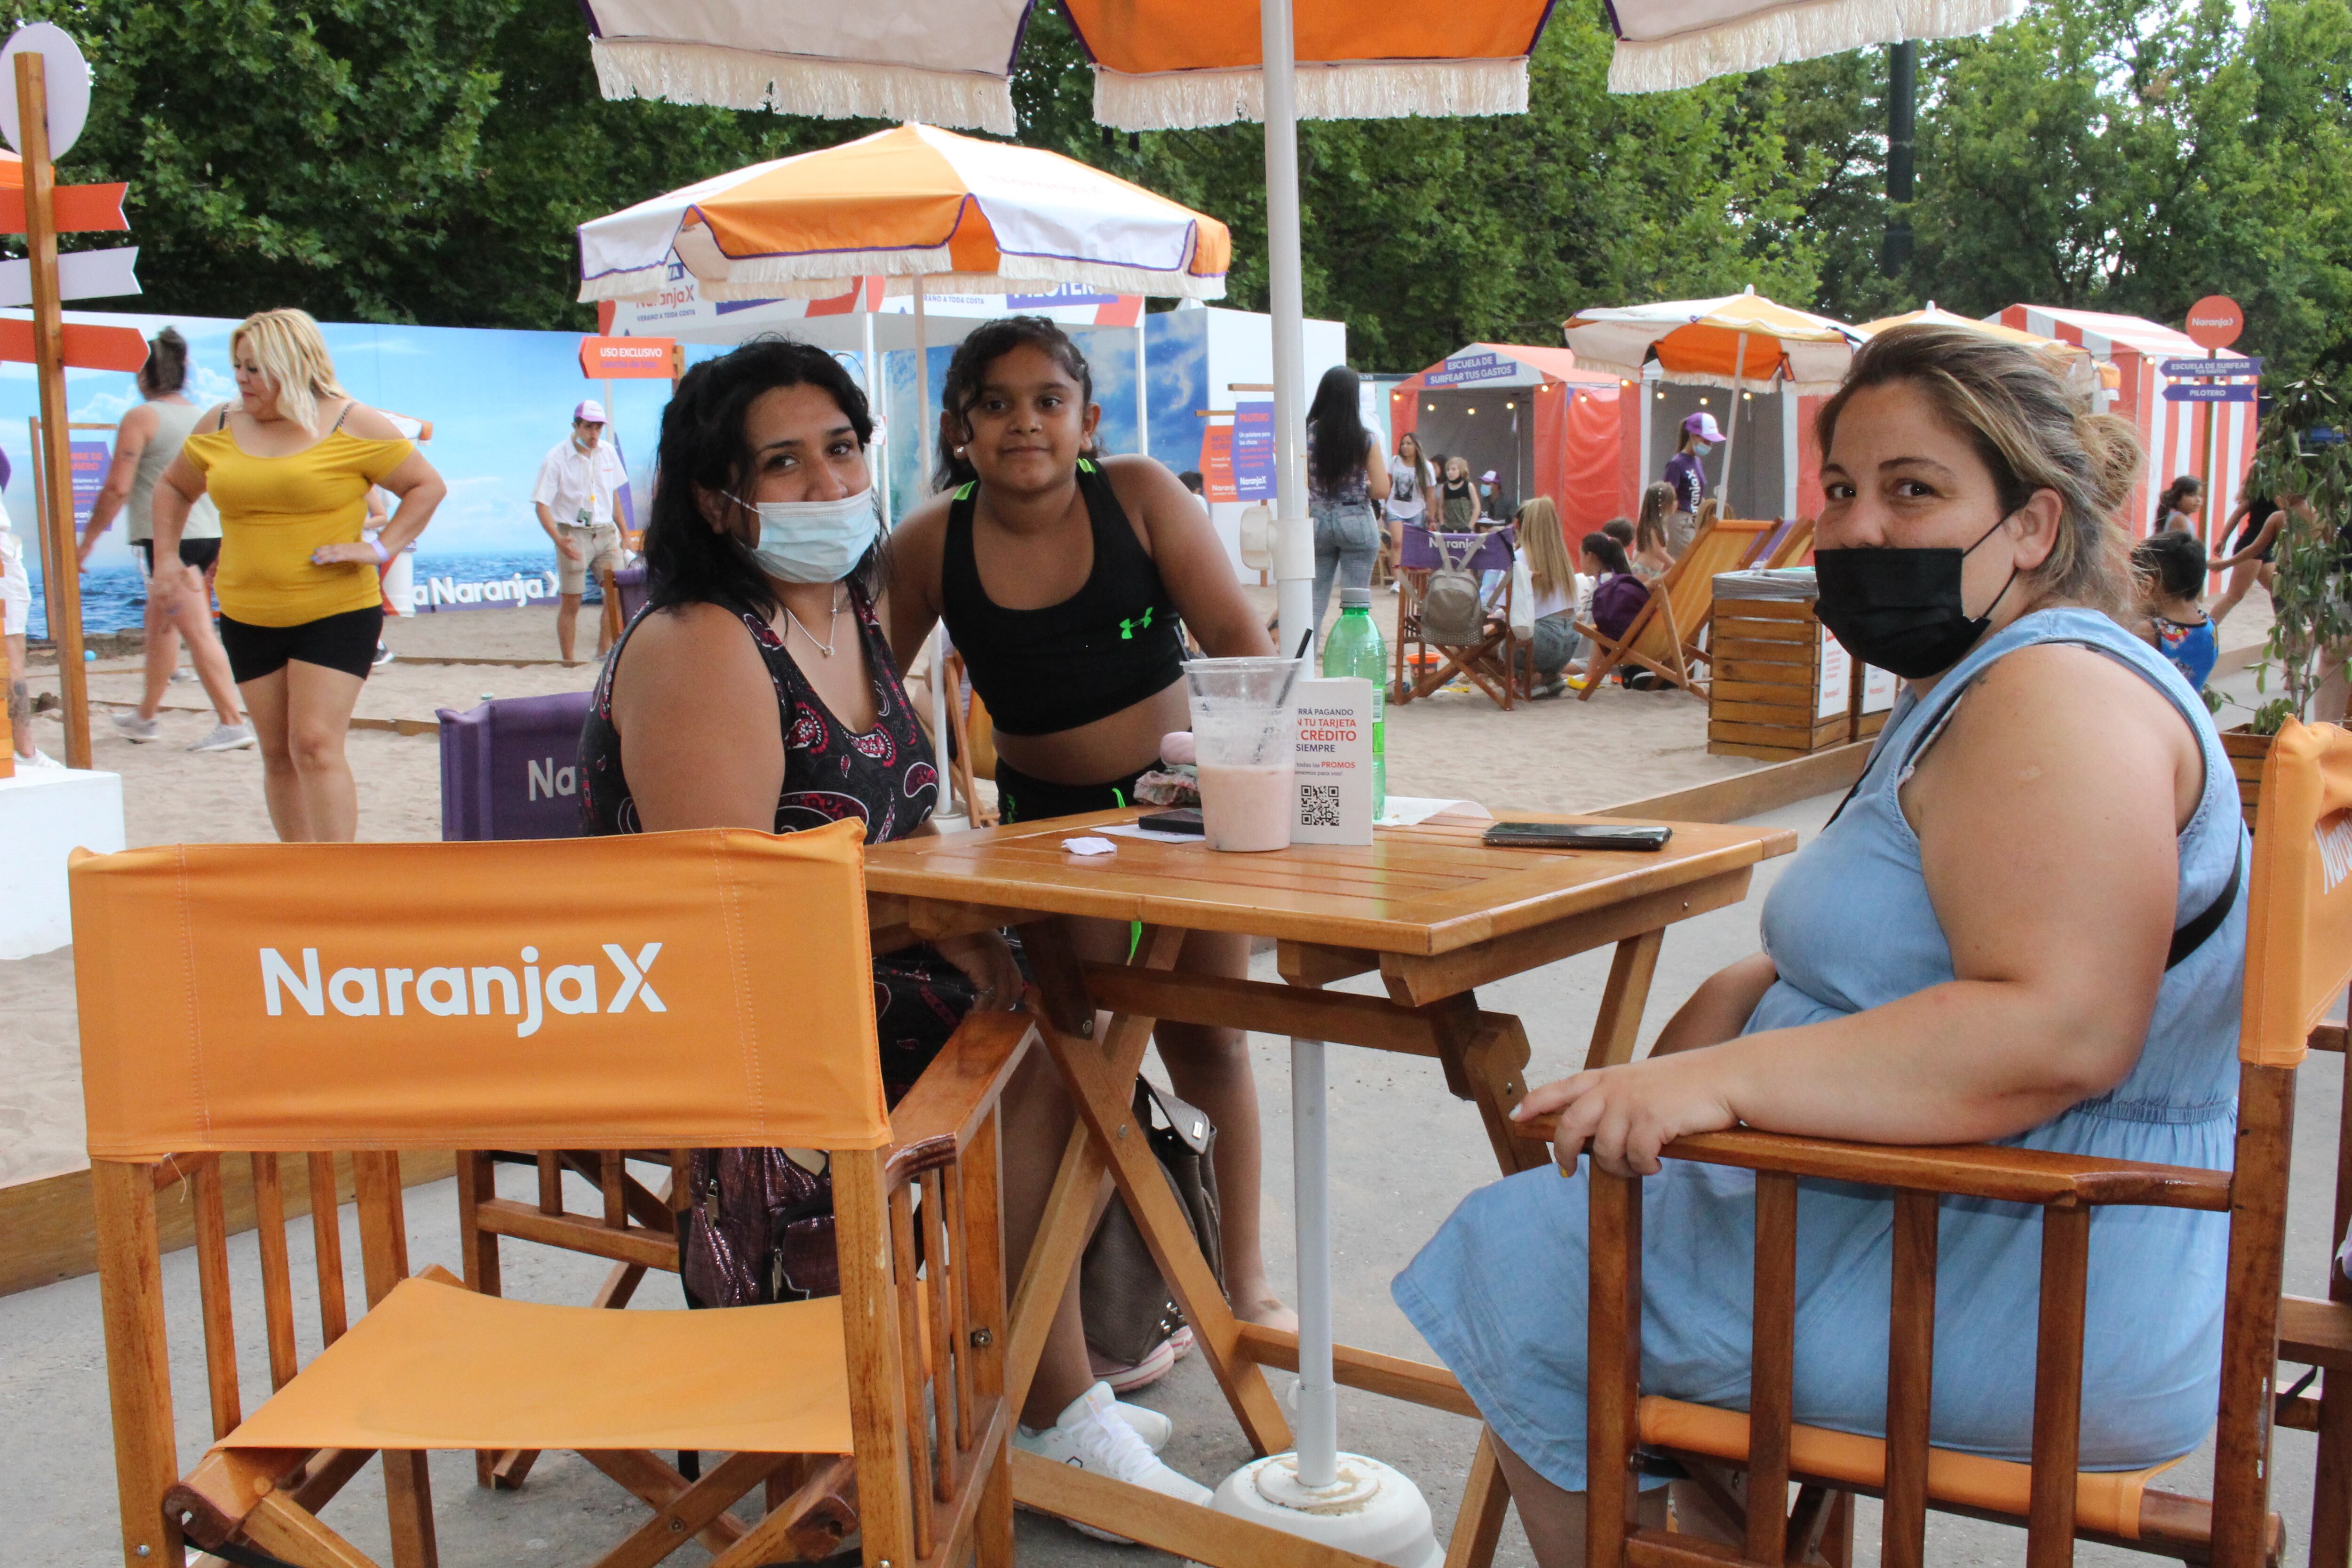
<box><xmin>188</xmin><ymin>722</ymin><xmax>257</xmax><ymax>753</ymax></box>
<box><xmin>1115</xmin><ymin>1401</ymin><xmax>1171</xmax><ymax>1453</ymax></box>
<box><xmin>110</xmin><ymin>712</ymin><xmax>160</xmax><ymax>743</ymax></box>
<box><xmin>1012</xmin><ymin>1381</ymin><xmax>1209</xmax><ymax>1541</ymax></box>
<box><xmin>169</xmin><ymin>667</ymin><xmax>198</xmax><ymax>684</ymax></box>
<box><xmin>14</xmin><ymin>748</ymin><xmax>62</xmax><ymax>769</ymax></box>
<box><xmin>372</xmin><ymin>643</ymin><xmax>395</xmax><ymax>667</ymax></box>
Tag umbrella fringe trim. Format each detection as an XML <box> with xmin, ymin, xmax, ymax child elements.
<box><xmin>590</xmin><ymin>37</ymin><xmax>1018</xmax><ymax>134</ymax></box>
<box><xmin>1090</xmin><ymin>57</ymin><xmax>1527</xmax><ymax>131</ymax></box>
<box><xmin>592</xmin><ymin>259</ymin><xmax>1229</xmax><ymax>304</ymax></box>
<box><xmin>1605</xmin><ymin>0</ymin><xmax>2021</xmax><ymax>94</ymax></box>
<box><xmin>1581</xmin><ymin>357</ymin><xmax>1844</xmax><ymax>397</ymax></box>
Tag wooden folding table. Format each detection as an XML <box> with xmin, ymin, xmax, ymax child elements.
<box><xmin>865</xmin><ymin>806</ymin><xmax>1796</xmax><ymax>1568</ymax></box>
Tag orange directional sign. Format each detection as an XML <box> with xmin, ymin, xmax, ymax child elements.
<box><xmin>0</xmin><ymin>314</ymin><xmax>147</xmax><ymax>370</ymax></box>
<box><xmin>0</xmin><ymin>178</ymin><xmax>120</xmax><ymax>233</ymax></box>
<box><xmin>580</xmin><ymin>334</ymin><xmax>680</xmax><ymax>380</ymax></box>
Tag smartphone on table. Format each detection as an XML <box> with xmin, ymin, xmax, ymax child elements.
<box><xmin>1481</xmin><ymin>821</ymin><xmax>1672</xmax><ymax>852</ymax></box>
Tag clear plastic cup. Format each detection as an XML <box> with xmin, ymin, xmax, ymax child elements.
<box><xmin>1184</xmin><ymin>656</ymin><xmax>1299</xmax><ymax>852</ymax></box>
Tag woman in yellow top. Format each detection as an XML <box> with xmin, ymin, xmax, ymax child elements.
<box><xmin>151</xmin><ymin>309</ymin><xmax>447</xmax><ymax>841</ymax></box>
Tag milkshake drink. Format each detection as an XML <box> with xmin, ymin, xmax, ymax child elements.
<box><xmin>1184</xmin><ymin>655</ymin><xmax>1302</xmax><ymax>855</ymax></box>
<box><xmin>1198</xmin><ymin>760</ymin><xmax>1297</xmax><ymax>852</ymax></box>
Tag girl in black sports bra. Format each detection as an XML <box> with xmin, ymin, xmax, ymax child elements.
<box><xmin>889</xmin><ymin>316</ymin><xmax>1297</xmax><ymax>1343</ymax></box>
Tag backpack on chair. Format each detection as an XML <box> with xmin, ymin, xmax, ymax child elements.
<box><xmin>1419</xmin><ymin>533</ymin><xmax>1486</xmax><ymax>645</ymax></box>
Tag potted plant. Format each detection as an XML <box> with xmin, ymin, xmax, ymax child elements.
<box><xmin>2227</xmin><ymin>373</ymin><xmax>2352</xmax><ymax>829</ymax></box>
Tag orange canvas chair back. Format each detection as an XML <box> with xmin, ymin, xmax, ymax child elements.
<box><xmin>2242</xmin><ymin>719</ymin><xmax>2352</xmax><ymax>1070</ymax></box>
<box><xmin>72</xmin><ymin>821</ymin><xmax>890</xmax><ymax>1159</ymax></box>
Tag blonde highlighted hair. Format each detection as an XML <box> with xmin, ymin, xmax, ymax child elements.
<box><xmin>1515</xmin><ymin>496</ymin><xmax>1574</xmax><ymax>599</ymax></box>
<box><xmin>1816</xmin><ymin>323</ymin><xmax>2143</xmax><ymax>615</ymax></box>
<box><xmin>230</xmin><ymin>308</ymin><xmax>347</xmax><ymax>434</ymax></box>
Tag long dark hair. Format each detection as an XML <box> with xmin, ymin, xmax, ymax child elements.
<box><xmin>934</xmin><ymin>316</ymin><xmax>1095</xmax><ymax>492</ymax></box>
<box><xmin>2157</xmin><ymin>473</ymin><xmax>2202</xmax><ymax>521</ymax></box>
<box><xmin>645</xmin><ymin>336</ymin><xmax>877</xmax><ymax>619</ymax></box>
<box><xmin>1307</xmin><ymin>365</ymin><xmax>1368</xmax><ymax>497</ymax></box>
<box><xmin>140</xmin><ymin>327</ymin><xmax>188</xmax><ymax>396</ymax></box>
<box><xmin>1581</xmin><ymin>531</ymin><xmax>1633</xmax><ymax>576</ymax></box>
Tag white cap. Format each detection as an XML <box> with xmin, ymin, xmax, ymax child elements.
<box><xmin>573</xmin><ymin>399</ymin><xmax>609</xmax><ymax>424</ymax></box>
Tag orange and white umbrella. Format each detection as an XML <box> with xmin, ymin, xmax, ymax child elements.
<box><xmin>584</xmin><ymin>1</ymin><xmax>1554</xmax><ymax>132</ymax></box>
<box><xmin>576</xmin><ymin>122</ymin><xmax>1229</xmax><ymax>303</ymax></box>
<box><xmin>1563</xmin><ymin>287</ymin><xmax>1865</xmax><ymax>396</ymax></box>
<box><xmin>1605</xmin><ymin>0</ymin><xmax>2023</xmax><ymax>92</ymax></box>
<box><xmin>1858</xmin><ymin>302</ymin><xmax>2121</xmax><ymax>396</ymax></box>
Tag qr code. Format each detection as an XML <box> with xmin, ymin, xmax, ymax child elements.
<box><xmin>1300</xmin><ymin>785</ymin><xmax>1342</xmax><ymax>827</ymax></box>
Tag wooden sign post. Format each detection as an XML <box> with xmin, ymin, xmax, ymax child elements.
<box><xmin>17</xmin><ymin>52</ymin><xmax>88</xmax><ymax>767</ymax></box>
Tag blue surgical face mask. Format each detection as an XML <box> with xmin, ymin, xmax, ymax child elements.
<box><xmin>1691</xmin><ymin>440</ymin><xmax>1714</xmax><ymax>458</ymax></box>
<box><xmin>727</xmin><ymin>487</ymin><xmax>879</xmax><ymax>584</ymax></box>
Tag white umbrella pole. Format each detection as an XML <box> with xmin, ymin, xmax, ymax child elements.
<box><xmin>1136</xmin><ymin>314</ymin><xmax>1151</xmax><ymax>460</ymax></box>
<box><xmin>863</xmin><ymin>295</ymin><xmax>891</xmax><ymax>529</ymax></box>
<box><xmin>1256</xmin><ymin>0</ymin><xmax>1336</xmax><ymax>1490</ymax></box>
<box><xmin>1263</xmin><ymin>0</ymin><xmax>1314</xmax><ymax>671</ymax></box>
<box><xmin>915</xmin><ymin>274</ymin><xmax>955</xmax><ymax>820</ymax></box>
<box><xmin>1716</xmin><ymin>332</ymin><xmax>1748</xmax><ymax>513</ymax></box>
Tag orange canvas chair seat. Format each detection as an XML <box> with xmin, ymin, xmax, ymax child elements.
<box><xmin>1636</xmin><ymin>1397</ymin><xmax>2181</xmax><ymax>1543</ymax></box>
<box><xmin>82</xmin><ymin>823</ymin><xmax>1022</xmax><ymax>1568</ymax></box>
<box><xmin>218</xmin><ymin>1272</ymin><xmax>855</xmax><ymax>1457</ymax></box>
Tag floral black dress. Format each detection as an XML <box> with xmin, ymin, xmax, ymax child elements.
<box><xmin>579</xmin><ymin>585</ymin><xmax>969</xmax><ymax>1104</ymax></box>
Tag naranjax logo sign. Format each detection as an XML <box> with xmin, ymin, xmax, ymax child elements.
<box><xmin>260</xmin><ymin>943</ymin><xmax>666</xmax><ymax>1038</ymax></box>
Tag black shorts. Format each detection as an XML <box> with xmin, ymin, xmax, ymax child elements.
<box><xmin>992</xmin><ymin>757</ymin><xmax>1150</xmax><ymax>825</ymax></box>
<box><xmin>135</xmin><ymin>538</ymin><xmax>222</xmax><ymax>574</ymax></box>
<box><xmin>218</xmin><ymin>606</ymin><xmax>383</xmax><ymax>683</ymax></box>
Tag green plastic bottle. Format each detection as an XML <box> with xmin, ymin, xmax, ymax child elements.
<box><xmin>1320</xmin><ymin>586</ymin><xmax>1386</xmax><ymax>818</ymax></box>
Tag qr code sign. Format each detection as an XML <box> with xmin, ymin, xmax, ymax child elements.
<box><xmin>1300</xmin><ymin>785</ymin><xmax>1342</xmax><ymax>828</ymax></box>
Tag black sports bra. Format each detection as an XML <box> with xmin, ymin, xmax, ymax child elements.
<box><xmin>940</xmin><ymin>459</ymin><xmax>1187</xmax><ymax>738</ymax></box>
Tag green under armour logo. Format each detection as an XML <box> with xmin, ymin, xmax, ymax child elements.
<box><xmin>1119</xmin><ymin>607</ymin><xmax>1156</xmax><ymax>640</ymax></box>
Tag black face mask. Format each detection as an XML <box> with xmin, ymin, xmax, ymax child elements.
<box><xmin>1812</xmin><ymin>516</ymin><xmax>2018</xmax><ymax>681</ymax></box>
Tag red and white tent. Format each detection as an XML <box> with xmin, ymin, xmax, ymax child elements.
<box><xmin>1385</xmin><ymin>344</ymin><xmax>1629</xmax><ymax>534</ymax></box>
<box><xmin>1994</xmin><ymin>304</ymin><xmax>2260</xmax><ymax>547</ymax></box>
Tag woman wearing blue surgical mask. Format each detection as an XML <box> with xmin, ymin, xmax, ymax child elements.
<box><xmin>1393</xmin><ymin>325</ymin><xmax>2247</xmax><ymax>1566</ymax></box>
<box><xmin>1660</xmin><ymin>410</ymin><xmax>1722</xmax><ymax>557</ymax></box>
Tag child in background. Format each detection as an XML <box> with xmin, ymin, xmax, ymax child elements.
<box><xmin>2132</xmin><ymin>530</ymin><xmax>2218</xmax><ymax>693</ymax></box>
<box><xmin>1631</xmin><ymin>482</ymin><xmax>1677</xmax><ymax>578</ymax></box>
<box><xmin>1566</xmin><ymin>532</ymin><xmax>1654</xmax><ymax>689</ymax></box>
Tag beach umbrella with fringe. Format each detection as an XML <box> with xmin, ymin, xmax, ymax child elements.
<box><xmin>1604</xmin><ymin>0</ymin><xmax>2023</xmax><ymax>92</ymax></box>
<box><xmin>1564</xmin><ymin>286</ymin><xmax>1867</xmax><ymax>508</ymax></box>
<box><xmin>1858</xmin><ymin>302</ymin><xmax>2121</xmax><ymax>398</ymax></box>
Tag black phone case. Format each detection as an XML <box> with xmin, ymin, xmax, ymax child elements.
<box><xmin>1482</xmin><ymin>823</ymin><xmax>1671</xmax><ymax>851</ymax></box>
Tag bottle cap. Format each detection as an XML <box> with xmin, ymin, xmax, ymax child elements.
<box><xmin>1341</xmin><ymin>587</ymin><xmax>1372</xmax><ymax>609</ymax></box>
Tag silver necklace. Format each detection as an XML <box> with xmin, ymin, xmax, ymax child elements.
<box><xmin>782</xmin><ymin>589</ymin><xmax>847</xmax><ymax>658</ymax></box>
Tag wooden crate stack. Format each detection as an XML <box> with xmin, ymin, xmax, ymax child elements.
<box><xmin>1709</xmin><ymin>593</ymin><xmax>1849</xmax><ymax>760</ymax></box>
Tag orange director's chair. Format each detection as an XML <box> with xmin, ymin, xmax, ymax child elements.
<box><xmin>81</xmin><ymin>822</ymin><xmax>1025</xmax><ymax>1568</ymax></box>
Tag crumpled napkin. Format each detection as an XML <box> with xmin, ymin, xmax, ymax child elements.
<box><xmin>1061</xmin><ymin>836</ymin><xmax>1118</xmax><ymax>856</ymax></box>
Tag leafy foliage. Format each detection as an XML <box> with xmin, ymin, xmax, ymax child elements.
<box><xmin>2244</xmin><ymin>374</ymin><xmax>2352</xmax><ymax>729</ymax></box>
<box><xmin>10</xmin><ymin>0</ymin><xmax>2351</xmax><ymax>376</ymax></box>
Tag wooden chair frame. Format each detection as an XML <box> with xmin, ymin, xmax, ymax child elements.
<box><xmin>1392</xmin><ymin>527</ymin><xmax>1525</xmax><ymax>711</ymax></box>
<box><xmin>1565</xmin><ymin>725</ymin><xmax>2352</xmax><ymax>1568</ymax></box>
<box><xmin>2274</xmin><ymin>1017</ymin><xmax>2352</xmax><ymax>1566</ymax></box>
<box><xmin>97</xmin><ymin>1012</ymin><xmax>1036</xmax><ymax>1568</ymax></box>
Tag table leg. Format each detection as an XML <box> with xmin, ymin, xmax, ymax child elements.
<box><xmin>1583</xmin><ymin>930</ymin><xmax>1665</xmax><ymax>1071</ymax></box>
<box><xmin>1021</xmin><ymin>920</ymin><xmax>1295</xmax><ymax>1458</ymax></box>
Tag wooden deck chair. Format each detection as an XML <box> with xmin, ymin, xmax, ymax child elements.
<box><xmin>1739</xmin><ymin>518</ymin><xmax>1792</xmax><ymax>569</ymax></box>
<box><xmin>1766</xmin><ymin>516</ymin><xmax>1816</xmax><ymax>569</ymax></box>
<box><xmin>1566</xmin><ymin>718</ymin><xmax>2352</xmax><ymax>1568</ymax></box>
<box><xmin>80</xmin><ymin>824</ymin><xmax>1024</xmax><ymax>1568</ymax></box>
<box><xmin>943</xmin><ymin>650</ymin><xmax>999</xmax><ymax>829</ymax></box>
<box><xmin>1392</xmin><ymin>524</ymin><xmax>1524</xmax><ymax>710</ymax></box>
<box><xmin>1574</xmin><ymin>515</ymin><xmax>1774</xmax><ymax>699</ymax></box>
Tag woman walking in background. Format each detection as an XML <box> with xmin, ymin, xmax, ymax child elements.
<box><xmin>1303</xmin><ymin>365</ymin><xmax>1391</xmax><ymax>635</ymax></box>
<box><xmin>1661</xmin><ymin>411</ymin><xmax>1723</xmax><ymax>556</ymax></box>
<box><xmin>150</xmin><ymin>308</ymin><xmax>446</xmax><ymax>841</ymax></box>
<box><xmin>2207</xmin><ymin>488</ymin><xmax>2280</xmax><ymax>629</ymax></box>
<box><xmin>2155</xmin><ymin>475</ymin><xmax>2202</xmax><ymax>535</ymax></box>
<box><xmin>76</xmin><ymin>327</ymin><xmax>252</xmax><ymax>752</ymax></box>
<box><xmin>1437</xmin><ymin>454</ymin><xmax>1478</xmax><ymax>530</ymax></box>
<box><xmin>1386</xmin><ymin>431</ymin><xmax>1433</xmax><ymax>553</ymax></box>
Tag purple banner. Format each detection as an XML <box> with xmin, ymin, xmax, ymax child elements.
<box><xmin>1232</xmin><ymin>400</ymin><xmax>1275</xmax><ymax>502</ymax></box>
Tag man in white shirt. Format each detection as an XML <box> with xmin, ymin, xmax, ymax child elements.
<box><xmin>532</xmin><ymin>399</ymin><xmax>628</xmax><ymax>662</ymax></box>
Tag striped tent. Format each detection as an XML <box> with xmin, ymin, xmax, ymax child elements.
<box><xmin>1994</xmin><ymin>304</ymin><xmax>2260</xmax><ymax>546</ymax></box>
